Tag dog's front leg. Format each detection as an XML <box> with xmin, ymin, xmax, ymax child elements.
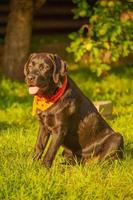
<box><xmin>42</xmin><ymin>126</ymin><xmax>66</xmax><ymax>168</ymax></box>
<box><xmin>33</xmin><ymin>124</ymin><xmax>50</xmax><ymax>160</ymax></box>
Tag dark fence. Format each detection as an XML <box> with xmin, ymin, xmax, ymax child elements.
<box><xmin>0</xmin><ymin>0</ymin><xmax>88</xmax><ymax>37</ymax></box>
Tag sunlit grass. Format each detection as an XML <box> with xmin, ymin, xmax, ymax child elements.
<box><xmin>0</xmin><ymin>66</ymin><xmax>133</xmax><ymax>200</ymax></box>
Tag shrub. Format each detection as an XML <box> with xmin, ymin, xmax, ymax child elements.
<box><xmin>67</xmin><ymin>0</ymin><xmax>133</xmax><ymax>76</ymax></box>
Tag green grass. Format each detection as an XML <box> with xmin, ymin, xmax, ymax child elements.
<box><xmin>0</xmin><ymin>66</ymin><xmax>133</xmax><ymax>200</ymax></box>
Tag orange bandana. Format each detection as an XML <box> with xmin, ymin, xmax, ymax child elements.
<box><xmin>32</xmin><ymin>77</ymin><xmax>67</xmax><ymax>116</ymax></box>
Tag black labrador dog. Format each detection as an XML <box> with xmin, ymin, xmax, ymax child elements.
<box><xmin>24</xmin><ymin>52</ymin><xmax>124</xmax><ymax>168</ymax></box>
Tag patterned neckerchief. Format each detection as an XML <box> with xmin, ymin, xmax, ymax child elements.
<box><xmin>32</xmin><ymin>76</ymin><xmax>67</xmax><ymax>116</ymax></box>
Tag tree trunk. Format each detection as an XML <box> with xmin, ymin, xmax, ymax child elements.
<box><xmin>3</xmin><ymin>0</ymin><xmax>34</xmax><ymax>80</ymax></box>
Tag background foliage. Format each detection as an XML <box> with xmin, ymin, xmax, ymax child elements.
<box><xmin>67</xmin><ymin>0</ymin><xmax>133</xmax><ymax>76</ymax></box>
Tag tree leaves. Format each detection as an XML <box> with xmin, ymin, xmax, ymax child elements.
<box><xmin>68</xmin><ymin>0</ymin><xmax>133</xmax><ymax>76</ymax></box>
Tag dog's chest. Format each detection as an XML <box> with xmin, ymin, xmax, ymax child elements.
<box><xmin>38</xmin><ymin>111</ymin><xmax>57</xmax><ymax>131</ymax></box>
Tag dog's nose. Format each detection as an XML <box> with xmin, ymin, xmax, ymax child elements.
<box><xmin>27</xmin><ymin>74</ymin><xmax>35</xmax><ymax>81</ymax></box>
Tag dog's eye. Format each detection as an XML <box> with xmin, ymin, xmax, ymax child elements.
<box><xmin>44</xmin><ymin>65</ymin><xmax>50</xmax><ymax>71</ymax></box>
<box><xmin>32</xmin><ymin>61</ymin><xmax>35</xmax><ymax>66</ymax></box>
<box><xmin>39</xmin><ymin>64</ymin><xmax>44</xmax><ymax>70</ymax></box>
<box><xmin>28</xmin><ymin>65</ymin><xmax>33</xmax><ymax>72</ymax></box>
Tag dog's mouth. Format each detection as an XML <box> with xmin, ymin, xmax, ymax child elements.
<box><xmin>26</xmin><ymin>74</ymin><xmax>50</xmax><ymax>96</ymax></box>
<box><xmin>28</xmin><ymin>86</ymin><xmax>40</xmax><ymax>95</ymax></box>
<box><xmin>28</xmin><ymin>83</ymin><xmax>48</xmax><ymax>96</ymax></box>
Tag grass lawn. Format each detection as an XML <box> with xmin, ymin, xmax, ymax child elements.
<box><xmin>0</xmin><ymin>65</ymin><xmax>133</xmax><ymax>200</ymax></box>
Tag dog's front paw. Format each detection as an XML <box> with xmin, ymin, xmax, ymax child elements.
<box><xmin>32</xmin><ymin>149</ymin><xmax>43</xmax><ymax>161</ymax></box>
<box><xmin>42</xmin><ymin>159</ymin><xmax>52</xmax><ymax>168</ymax></box>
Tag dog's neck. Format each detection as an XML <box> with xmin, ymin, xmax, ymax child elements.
<box><xmin>37</xmin><ymin>76</ymin><xmax>68</xmax><ymax>101</ymax></box>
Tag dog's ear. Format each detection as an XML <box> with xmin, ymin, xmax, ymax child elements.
<box><xmin>51</xmin><ymin>54</ymin><xmax>67</xmax><ymax>87</ymax></box>
<box><xmin>24</xmin><ymin>53</ymin><xmax>36</xmax><ymax>75</ymax></box>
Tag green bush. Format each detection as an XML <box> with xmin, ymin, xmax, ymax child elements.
<box><xmin>67</xmin><ymin>0</ymin><xmax>133</xmax><ymax>76</ymax></box>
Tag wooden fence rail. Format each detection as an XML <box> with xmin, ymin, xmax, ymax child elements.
<box><xmin>0</xmin><ymin>0</ymin><xmax>87</xmax><ymax>36</ymax></box>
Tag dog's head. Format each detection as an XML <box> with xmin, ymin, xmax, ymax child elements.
<box><xmin>24</xmin><ymin>53</ymin><xmax>67</xmax><ymax>96</ymax></box>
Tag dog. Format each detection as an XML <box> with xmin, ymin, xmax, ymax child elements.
<box><xmin>24</xmin><ymin>52</ymin><xmax>124</xmax><ymax>168</ymax></box>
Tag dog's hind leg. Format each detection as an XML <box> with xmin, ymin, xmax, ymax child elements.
<box><xmin>62</xmin><ymin>147</ymin><xmax>77</xmax><ymax>165</ymax></box>
<box><xmin>99</xmin><ymin>132</ymin><xmax>124</xmax><ymax>162</ymax></box>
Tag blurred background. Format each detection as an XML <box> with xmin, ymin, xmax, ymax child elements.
<box><xmin>0</xmin><ymin>0</ymin><xmax>89</xmax><ymax>80</ymax></box>
<box><xmin>0</xmin><ymin>0</ymin><xmax>132</xmax><ymax>80</ymax></box>
<box><xmin>0</xmin><ymin>0</ymin><xmax>87</xmax><ymax>56</ymax></box>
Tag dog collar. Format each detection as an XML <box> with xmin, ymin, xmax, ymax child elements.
<box><xmin>32</xmin><ymin>76</ymin><xmax>67</xmax><ymax>116</ymax></box>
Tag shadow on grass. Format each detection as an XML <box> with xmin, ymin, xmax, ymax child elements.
<box><xmin>69</xmin><ymin>68</ymin><xmax>101</xmax><ymax>81</ymax></box>
<box><xmin>69</xmin><ymin>65</ymin><xmax>133</xmax><ymax>80</ymax></box>
<box><xmin>111</xmin><ymin>65</ymin><xmax>133</xmax><ymax>79</ymax></box>
<box><xmin>125</xmin><ymin>142</ymin><xmax>133</xmax><ymax>159</ymax></box>
<box><xmin>0</xmin><ymin>121</ymin><xmax>23</xmax><ymax>133</ymax></box>
<box><xmin>0</xmin><ymin>95</ymin><xmax>32</xmax><ymax>109</ymax></box>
